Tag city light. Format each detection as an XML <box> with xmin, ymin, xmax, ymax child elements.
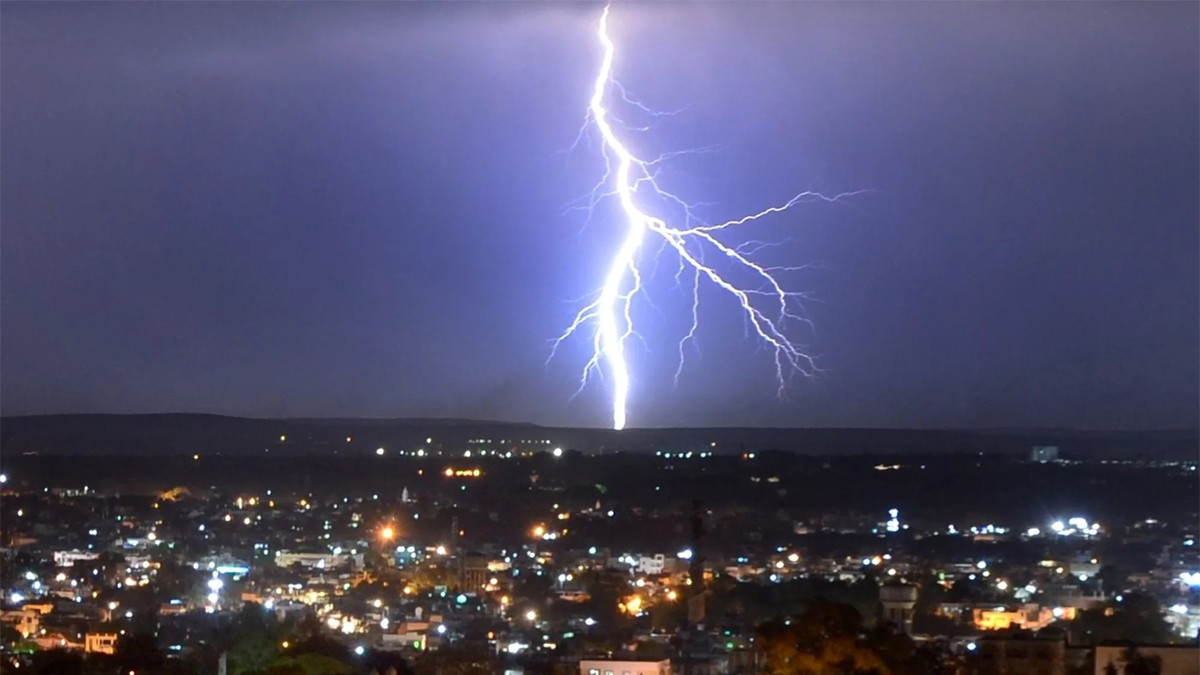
<box><xmin>376</xmin><ymin>448</ymin><xmax>385</xmax><ymax>456</ymax></box>
<box><xmin>525</xmin><ymin>610</ymin><xmax>537</xmax><ymax>621</ymax></box>
<box><xmin>380</xmin><ymin>526</ymin><xmax>395</xmax><ymax>541</ymax></box>
<box><xmin>677</xmin><ymin>548</ymin><xmax>693</xmax><ymax>560</ymax></box>
<box><xmin>553</xmin><ymin>447</ymin><xmax>563</xmax><ymax>457</ymax></box>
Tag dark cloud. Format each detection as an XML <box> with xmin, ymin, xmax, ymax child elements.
<box><xmin>2</xmin><ymin>2</ymin><xmax>1196</xmax><ymax>429</ymax></box>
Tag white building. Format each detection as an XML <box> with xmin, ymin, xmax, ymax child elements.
<box><xmin>637</xmin><ymin>554</ymin><xmax>666</xmax><ymax>575</ymax></box>
<box><xmin>580</xmin><ymin>659</ymin><xmax>671</xmax><ymax>675</ymax></box>
<box><xmin>274</xmin><ymin>550</ymin><xmax>356</xmax><ymax>569</ymax></box>
<box><xmin>53</xmin><ymin>549</ymin><xmax>99</xmax><ymax>567</ymax></box>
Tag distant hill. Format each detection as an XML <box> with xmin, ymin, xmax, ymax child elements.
<box><xmin>0</xmin><ymin>413</ymin><xmax>1195</xmax><ymax>459</ymax></box>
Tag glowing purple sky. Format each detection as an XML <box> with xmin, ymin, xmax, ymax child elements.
<box><xmin>2</xmin><ymin>2</ymin><xmax>1196</xmax><ymax>429</ymax></box>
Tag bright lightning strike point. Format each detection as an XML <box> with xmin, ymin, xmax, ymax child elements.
<box><xmin>555</xmin><ymin>5</ymin><xmax>859</xmax><ymax>431</ymax></box>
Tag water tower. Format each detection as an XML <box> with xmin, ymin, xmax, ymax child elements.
<box><xmin>879</xmin><ymin>582</ymin><xmax>919</xmax><ymax>635</ymax></box>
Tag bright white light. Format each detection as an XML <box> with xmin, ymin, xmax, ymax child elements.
<box><xmin>1180</xmin><ymin>572</ymin><xmax>1200</xmax><ymax>587</ymax></box>
<box><xmin>976</xmin><ymin>560</ymin><xmax>987</xmax><ymax>570</ymax></box>
<box><xmin>1052</xmin><ymin>607</ymin><xmax>1064</xmax><ymax>618</ymax></box>
<box><xmin>1051</xmin><ymin>521</ymin><xmax>1065</xmax><ymax>532</ymax></box>
<box><xmin>354</xmin><ymin>645</ymin><xmax>365</xmax><ymax>656</ymax></box>
<box><xmin>554</xmin><ymin>6</ymin><xmax>856</xmax><ymax>430</ymax></box>
<box><xmin>0</xmin><ymin>473</ymin><xmax>7</xmax><ymax>484</ymax></box>
<box><xmin>376</xmin><ymin>448</ymin><xmax>385</xmax><ymax>456</ymax></box>
<box><xmin>1169</xmin><ymin>604</ymin><xmax>1188</xmax><ymax>615</ymax></box>
<box><xmin>677</xmin><ymin>548</ymin><xmax>693</xmax><ymax>560</ymax></box>
<box><xmin>584</xmin><ymin>617</ymin><xmax>596</xmax><ymax>626</ymax></box>
<box><xmin>1025</xmin><ymin>527</ymin><xmax>1040</xmax><ymax>537</ymax></box>
<box><xmin>553</xmin><ymin>447</ymin><xmax>563</xmax><ymax>458</ymax></box>
<box><xmin>23</xmin><ymin>571</ymin><xmax>36</xmax><ymax>581</ymax></box>
<box><xmin>206</xmin><ymin>592</ymin><xmax>219</xmax><ymax>604</ymax></box>
<box><xmin>525</xmin><ymin>610</ymin><xmax>537</xmax><ymax>621</ymax></box>
<box><xmin>966</xmin><ymin>642</ymin><xmax>977</xmax><ymax>652</ymax></box>
<box><xmin>996</xmin><ymin>581</ymin><xmax>1008</xmax><ymax>590</ymax></box>
<box><xmin>9</xmin><ymin>592</ymin><xmax>24</xmax><ymax>604</ymax></box>
<box><xmin>380</xmin><ymin>617</ymin><xmax>389</xmax><ymax>630</ymax></box>
<box><xmin>207</xmin><ymin>578</ymin><xmax>224</xmax><ymax>591</ymax></box>
<box><xmin>436</xmin><ymin>624</ymin><xmax>447</xmax><ymax>635</ymax></box>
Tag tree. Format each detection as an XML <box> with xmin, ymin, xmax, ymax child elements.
<box><xmin>1120</xmin><ymin>647</ymin><xmax>1163</xmax><ymax>675</ymax></box>
<box><xmin>264</xmin><ymin>654</ymin><xmax>356</xmax><ymax>675</ymax></box>
<box><xmin>1064</xmin><ymin>593</ymin><xmax>1176</xmax><ymax>646</ymax></box>
<box><xmin>116</xmin><ymin>632</ymin><xmax>167</xmax><ymax>673</ymax></box>
<box><xmin>224</xmin><ymin>602</ymin><xmax>282</xmax><ymax>675</ymax></box>
<box><xmin>412</xmin><ymin>646</ymin><xmax>496</xmax><ymax>675</ymax></box>
<box><xmin>756</xmin><ymin>600</ymin><xmax>894</xmax><ymax>675</ymax></box>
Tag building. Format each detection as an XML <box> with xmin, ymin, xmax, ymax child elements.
<box><xmin>880</xmin><ymin>582</ymin><xmax>918</xmax><ymax>635</ymax></box>
<box><xmin>274</xmin><ymin>550</ymin><xmax>355</xmax><ymax>569</ymax></box>
<box><xmin>458</xmin><ymin>552</ymin><xmax>489</xmax><ymax>592</ymax></box>
<box><xmin>973</xmin><ymin>605</ymin><xmax>1076</xmax><ymax>631</ymax></box>
<box><xmin>1093</xmin><ymin>644</ymin><xmax>1200</xmax><ymax>675</ymax></box>
<box><xmin>85</xmin><ymin>633</ymin><xmax>118</xmax><ymax>655</ymax></box>
<box><xmin>638</xmin><ymin>555</ymin><xmax>666</xmax><ymax>575</ymax></box>
<box><xmin>580</xmin><ymin>659</ymin><xmax>671</xmax><ymax>675</ymax></box>
<box><xmin>53</xmin><ymin>549</ymin><xmax>99</xmax><ymax>567</ymax></box>
<box><xmin>972</xmin><ymin>632</ymin><xmax>1067</xmax><ymax>675</ymax></box>
<box><xmin>0</xmin><ymin>609</ymin><xmax>40</xmax><ymax>638</ymax></box>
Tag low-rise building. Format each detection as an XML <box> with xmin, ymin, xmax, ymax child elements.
<box><xmin>580</xmin><ymin>659</ymin><xmax>671</xmax><ymax>675</ymax></box>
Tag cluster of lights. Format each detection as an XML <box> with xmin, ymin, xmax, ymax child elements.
<box><xmin>655</xmin><ymin>450</ymin><xmax>715</xmax><ymax>459</ymax></box>
<box><xmin>443</xmin><ymin>468</ymin><xmax>483</xmax><ymax>478</ymax></box>
<box><xmin>885</xmin><ymin>508</ymin><xmax>901</xmax><ymax>533</ymax></box>
<box><xmin>1049</xmin><ymin>517</ymin><xmax>1101</xmax><ymax>537</ymax></box>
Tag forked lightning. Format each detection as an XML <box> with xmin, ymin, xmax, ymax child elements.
<box><xmin>555</xmin><ymin>5</ymin><xmax>856</xmax><ymax>430</ymax></box>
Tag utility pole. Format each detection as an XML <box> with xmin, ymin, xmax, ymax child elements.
<box><xmin>683</xmin><ymin>499</ymin><xmax>706</xmax><ymax>675</ymax></box>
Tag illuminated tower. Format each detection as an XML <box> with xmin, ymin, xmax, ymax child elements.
<box><xmin>879</xmin><ymin>582</ymin><xmax>918</xmax><ymax>636</ymax></box>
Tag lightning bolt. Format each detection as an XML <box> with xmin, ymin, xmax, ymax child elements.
<box><xmin>555</xmin><ymin>5</ymin><xmax>858</xmax><ymax>431</ymax></box>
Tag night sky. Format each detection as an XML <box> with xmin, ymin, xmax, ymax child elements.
<box><xmin>2</xmin><ymin>2</ymin><xmax>1197</xmax><ymax>430</ymax></box>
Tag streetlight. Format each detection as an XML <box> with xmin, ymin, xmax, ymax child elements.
<box><xmin>380</xmin><ymin>526</ymin><xmax>395</xmax><ymax>542</ymax></box>
<box><xmin>525</xmin><ymin>610</ymin><xmax>537</xmax><ymax>622</ymax></box>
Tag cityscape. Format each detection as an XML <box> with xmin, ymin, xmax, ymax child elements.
<box><xmin>0</xmin><ymin>418</ymin><xmax>1197</xmax><ymax>674</ymax></box>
